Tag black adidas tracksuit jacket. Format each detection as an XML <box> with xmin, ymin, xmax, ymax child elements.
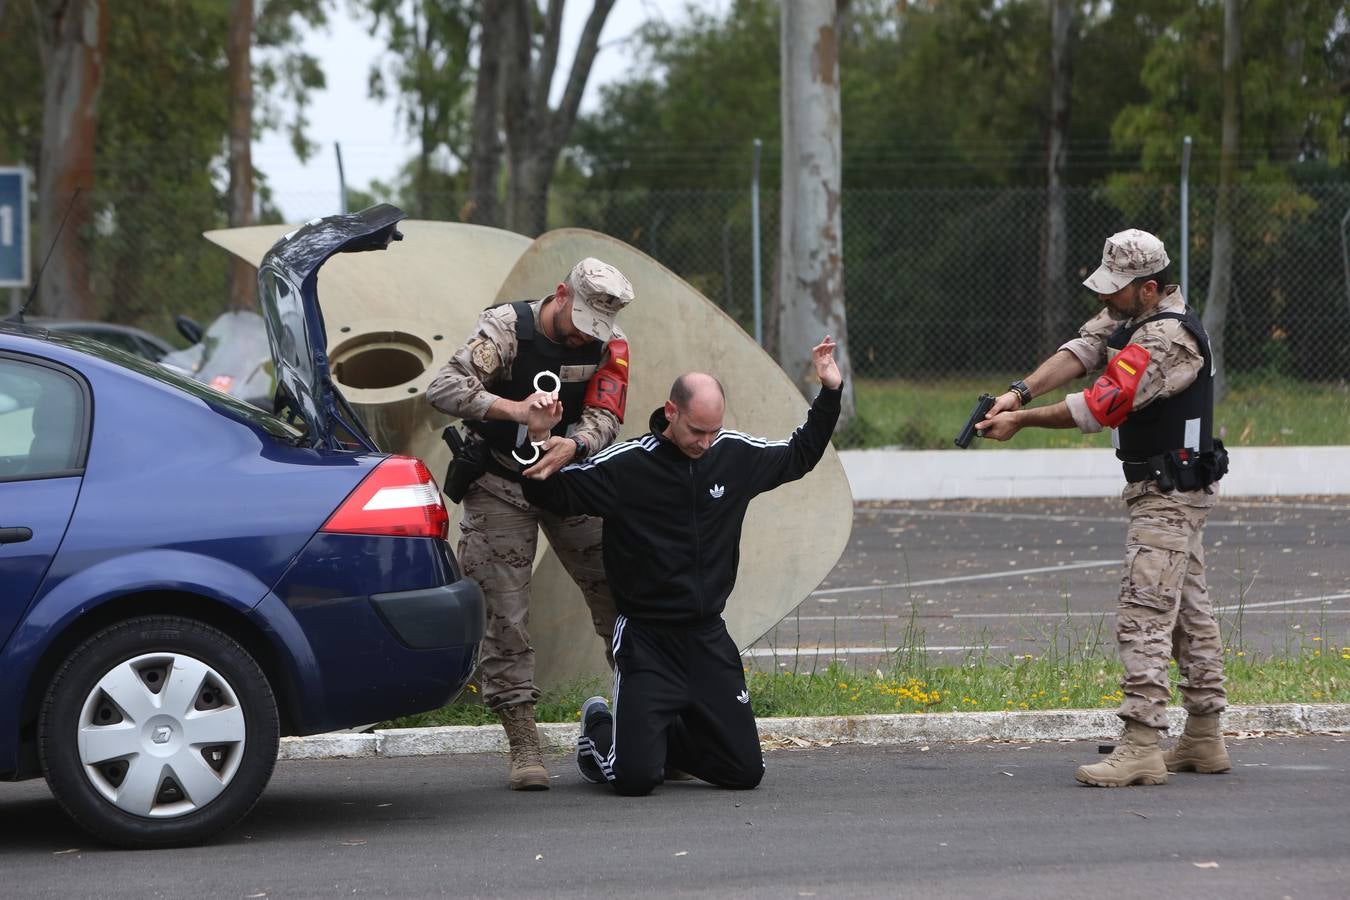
<box><xmin>523</xmin><ymin>385</ymin><xmax>842</xmax><ymax>795</ymax></box>
<box><xmin>522</xmin><ymin>384</ymin><xmax>842</xmax><ymax>623</ymax></box>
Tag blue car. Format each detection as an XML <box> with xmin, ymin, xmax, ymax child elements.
<box><xmin>0</xmin><ymin>205</ymin><xmax>483</xmax><ymax>848</ymax></box>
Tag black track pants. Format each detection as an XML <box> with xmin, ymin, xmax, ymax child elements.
<box><xmin>580</xmin><ymin>614</ymin><xmax>765</xmax><ymax>797</ymax></box>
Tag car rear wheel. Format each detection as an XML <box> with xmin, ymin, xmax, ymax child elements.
<box><xmin>38</xmin><ymin>615</ymin><xmax>279</xmax><ymax>848</ymax></box>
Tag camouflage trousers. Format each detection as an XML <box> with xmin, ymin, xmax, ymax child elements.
<box><xmin>1115</xmin><ymin>485</ymin><xmax>1227</xmax><ymax>729</ymax></box>
<box><xmin>458</xmin><ymin>471</ymin><xmax>616</xmax><ymax>711</ymax></box>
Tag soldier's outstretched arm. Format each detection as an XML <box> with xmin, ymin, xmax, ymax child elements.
<box><xmin>521</xmin><ymin>448</ymin><xmax>622</xmax><ymax>519</ymax></box>
<box><xmin>985</xmin><ymin>349</ymin><xmax>1087</xmax><ymax>419</ymax></box>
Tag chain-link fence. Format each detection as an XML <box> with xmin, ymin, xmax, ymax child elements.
<box><xmin>559</xmin><ymin>181</ymin><xmax>1350</xmax><ymax>384</ymax></box>
<box><xmin>46</xmin><ymin>180</ymin><xmax>1350</xmax><ymax>390</ymax></box>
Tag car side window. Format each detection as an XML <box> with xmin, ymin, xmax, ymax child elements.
<box><xmin>0</xmin><ymin>358</ymin><xmax>87</xmax><ymax>480</ymax></box>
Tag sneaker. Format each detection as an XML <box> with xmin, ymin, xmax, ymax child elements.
<box><xmin>576</xmin><ymin>696</ymin><xmax>611</xmax><ymax>784</ymax></box>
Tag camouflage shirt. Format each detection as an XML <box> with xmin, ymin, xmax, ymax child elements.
<box><xmin>1061</xmin><ymin>285</ymin><xmax>1204</xmax><ymax>436</ymax></box>
<box><xmin>425</xmin><ymin>297</ymin><xmax>625</xmax><ymax>457</ymax></box>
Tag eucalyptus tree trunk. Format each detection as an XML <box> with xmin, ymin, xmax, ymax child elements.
<box><xmin>1203</xmin><ymin>0</ymin><xmax>1241</xmax><ymax>403</ymax></box>
<box><xmin>36</xmin><ymin>0</ymin><xmax>107</xmax><ymax>320</ymax></box>
<box><xmin>1040</xmin><ymin>0</ymin><xmax>1075</xmax><ymax>355</ymax></box>
<box><xmin>778</xmin><ymin>0</ymin><xmax>855</xmax><ymax>424</ymax></box>
<box><xmin>226</xmin><ymin>0</ymin><xmax>256</xmax><ymax>310</ymax></box>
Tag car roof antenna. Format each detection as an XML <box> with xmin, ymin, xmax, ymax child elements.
<box><xmin>5</xmin><ymin>188</ymin><xmax>81</xmax><ymax>325</ymax></box>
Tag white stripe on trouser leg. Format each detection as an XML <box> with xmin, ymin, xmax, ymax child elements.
<box><xmin>592</xmin><ymin>615</ymin><xmax>624</xmax><ymax>781</ymax></box>
<box><xmin>602</xmin><ymin>667</ymin><xmax>619</xmax><ymax>777</ymax></box>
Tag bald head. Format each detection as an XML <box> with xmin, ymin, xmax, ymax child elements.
<box><xmin>664</xmin><ymin>372</ymin><xmax>725</xmax><ymax>459</ymax></box>
<box><xmin>670</xmin><ymin>372</ymin><xmax>725</xmax><ymax>410</ymax></box>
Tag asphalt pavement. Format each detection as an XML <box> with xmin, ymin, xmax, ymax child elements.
<box><xmin>746</xmin><ymin>495</ymin><xmax>1350</xmax><ymax>669</ymax></box>
<box><xmin>2</xmin><ymin>737</ymin><xmax>1346</xmax><ymax>898</ymax></box>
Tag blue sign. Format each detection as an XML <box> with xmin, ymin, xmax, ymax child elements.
<box><xmin>0</xmin><ymin>167</ymin><xmax>30</xmax><ymax>288</ymax></box>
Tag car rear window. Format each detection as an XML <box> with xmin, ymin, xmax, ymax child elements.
<box><xmin>48</xmin><ymin>331</ymin><xmax>304</xmax><ymax>442</ymax></box>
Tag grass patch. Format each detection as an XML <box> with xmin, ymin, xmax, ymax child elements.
<box><xmin>836</xmin><ymin>373</ymin><xmax>1350</xmax><ymax>449</ymax></box>
<box><xmin>381</xmin><ymin>640</ymin><xmax>1348</xmax><ymax>728</ymax></box>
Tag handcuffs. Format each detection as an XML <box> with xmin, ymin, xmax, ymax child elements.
<box><xmin>511</xmin><ymin>371</ymin><xmax>563</xmax><ymax>466</ymax></box>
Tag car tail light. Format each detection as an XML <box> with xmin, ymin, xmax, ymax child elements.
<box><xmin>320</xmin><ymin>456</ymin><xmax>449</xmax><ymax>539</ymax></box>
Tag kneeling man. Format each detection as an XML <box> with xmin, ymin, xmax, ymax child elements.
<box><xmin>522</xmin><ymin>338</ymin><xmax>843</xmax><ymax>795</ymax></box>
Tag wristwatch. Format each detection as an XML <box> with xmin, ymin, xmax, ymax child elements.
<box><xmin>571</xmin><ymin>436</ymin><xmax>588</xmax><ymax>460</ymax></box>
<box><xmin>1008</xmin><ymin>380</ymin><xmax>1032</xmax><ymax>406</ymax></box>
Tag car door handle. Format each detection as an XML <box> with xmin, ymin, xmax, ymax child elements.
<box><xmin>0</xmin><ymin>527</ymin><xmax>33</xmax><ymax>544</ymax></box>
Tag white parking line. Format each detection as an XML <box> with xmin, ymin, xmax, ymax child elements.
<box><xmin>1214</xmin><ymin>592</ymin><xmax>1350</xmax><ymax>612</ymax></box>
<box><xmin>787</xmin><ymin>591</ymin><xmax>1350</xmax><ymax>621</ymax></box>
<box><xmin>1222</xmin><ymin>499</ymin><xmax>1350</xmax><ymax>512</ymax></box>
<box><xmin>810</xmin><ymin>559</ymin><xmax>1119</xmax><ymax>596</ymax></box>
<box><xmin>865</xmin><ymin>507</ymin><xmax>1304</xmax><ymax>529</ymax></box>
<box><xmin>788</xmin><ymin>608</ymin><xmax>1349</xmax><ymax>622</ymax></box>
<box><xmin>742</xmin><ymin>645</ymin><xmax>1004</xmax><ymax>658</ymax></box>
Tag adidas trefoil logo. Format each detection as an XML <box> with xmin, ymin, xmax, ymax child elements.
<box><xmin>709</xmin><ymin>483</ymin><xmax>726</xmax><ymax>499</ymax></box>
<box><xmin>736</xmin><ymin>688</ymin><xmax>750</xmax><ymax>704</ymax></box>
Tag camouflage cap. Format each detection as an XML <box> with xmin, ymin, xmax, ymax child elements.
<box><xmin>567</xmin><ymin>257</ymin><xmax>634</xmax><ymax>342</ymax></box>
<box><xmin>1083</xmin><ymin>228</ymin><xmax>1170</xmax><ymax>294</ymax></box>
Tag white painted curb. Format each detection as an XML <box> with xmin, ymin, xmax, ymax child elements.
<box><xmin>837</xmin><ymin>446</ymin><xmax>1350</xmax><ymax>501</ymax></box>
<box><xmin>278</xmin><ymin>703</ymin><xmax>1350</xmax><ymax>760</ymax></box>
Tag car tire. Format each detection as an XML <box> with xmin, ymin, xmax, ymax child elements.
<box><xmin>38</xmin><ymin>615</ymin><xmax>280</xmax><ymax>848</ymax></box>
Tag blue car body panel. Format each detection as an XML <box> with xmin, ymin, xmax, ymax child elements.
<box><xmin>0</xmin><ymin>476</ymin><xmax>80</xmax><ymax>649</ymax></box>
<box><xmin>0</xmin><ymin>317</ymin><xmax>481</xmax><ymax>781</ymax></box>
<box><xmin>265</xmin><ymin>534</ymin><xmax>480</xmax><ymax>733</ymax></box>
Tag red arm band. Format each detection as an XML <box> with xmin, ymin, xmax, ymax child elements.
<box><xmin>1084</xmin><ymin>343</ymin><xmax>1150</xmax><ymax>428</ymax></box>
<box><xmin>584</xmin><ymin>339</ymin><xmax>629</xmax><ymax>423</ymax></box>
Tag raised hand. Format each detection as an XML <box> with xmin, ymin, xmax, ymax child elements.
<box><xmin>812</xmin><ymin>335</ymin><xmax>842</xmax><ymax>390</ymax></box>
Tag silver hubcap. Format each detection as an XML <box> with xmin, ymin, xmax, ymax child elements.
<box><xmin>76</xmin><ymin>652</ymin><xmax>246</xmax><ymax>818</ymax></box>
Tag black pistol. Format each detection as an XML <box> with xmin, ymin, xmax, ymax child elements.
<box><xmin>954</xmin><ymin>393</ymin><xmax>996</xmax><ymax>449</ymax></box>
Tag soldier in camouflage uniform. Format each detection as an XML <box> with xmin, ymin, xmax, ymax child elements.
<box><xmin>978</xmin><ymin>229</ymin><xmax>1231</xmax><ymax>787</ymax></box>
<box><xmin>427</xmin><ymin>258</ymin><xmax>635</xmax><ymax>790</ymax></box>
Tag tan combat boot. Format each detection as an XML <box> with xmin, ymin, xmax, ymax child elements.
<box><xmin>1075</xmin><ymin>720</ymin><xmax>1168</xmax><ymax>787</ymax></box>
<box><xmin>1165</xmin><ymin>713</ymin><xmax>1231</xmax><ymax>774</ymax></box>
<box><xmin>499</xmin><ymin>703</ymin><xmax>550</xmax><ymax>791</ymax></box>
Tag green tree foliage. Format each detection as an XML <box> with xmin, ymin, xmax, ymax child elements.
<box><xmin>573</xmin><ymin>0</ymin><xmax>780</xmax><ymax>190</ymax></box>
<box><xmin>1107</xmin><ymin>0</ymin><xmax>1350</xmax><ymax>380</ymax></box>
<box><xmin>0</xmin><ymin>3</ymin><xmax>41</xmax><ymax>180</ymax></box>
<box><xmin>357</xmin><ymin>0</ymin><xmax>476</xmax><ymax>217</ymax></box>
<box><xmin>0</xmin><ymin>0</ymin><xmax>328</xmax><ymax>336</ymax></box>
<box><xmin>564</xmin><ymin>0</ymin><xmax>1348</xmax><ymax>380</ymax></box>
<box><xmin>255</xmin><ymin>0</ymin><xmax>330</xmax><ymax>162</ymax></box>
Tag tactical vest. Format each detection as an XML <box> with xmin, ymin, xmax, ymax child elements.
<box><xmin>464</xmin><ymin>300</ymin><xmax>603</xmax><ymax>469</ymax></box>
<box><xmin>1106</xmin><ymin>306</ymin><xmax>1214</xmax><ymax>461</ymax></box>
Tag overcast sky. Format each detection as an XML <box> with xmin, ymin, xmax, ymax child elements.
<box><xmin>254</xmin><ymin>1</ymin><xmax>722</xmax><ymax>221</ymax></box>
